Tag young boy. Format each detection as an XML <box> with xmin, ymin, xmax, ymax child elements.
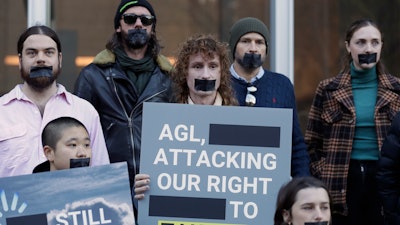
<box><xmin>33</xmin><ymin>117</ymin><xmax>92</xmax><ymax>173</ymax></box>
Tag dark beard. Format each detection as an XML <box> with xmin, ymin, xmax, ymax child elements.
<box><xmin>125</xmin><ymin>29</ymin><xmax>150</xmax><ymax>49</ymax></box>
<box><xmin>21</xmin><ymin>66</ymin><xmax>59</xmax><ymax>90</ymax></box>
<box><xmin>237</xmin><ymin>53</ymin><xmax>263</xmax><ymax>70</ymax></box>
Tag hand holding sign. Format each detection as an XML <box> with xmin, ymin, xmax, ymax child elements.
<box><xmin>139</xmin><ymin>103</ymin><xmax>293</xmax><ymax>225</ymax></box>
<box><xmin>134</xmin><ymin>174</ymin><xmax>150</xmax><ymax>200</ymax></box>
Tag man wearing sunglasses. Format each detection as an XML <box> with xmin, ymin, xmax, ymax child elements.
<box><xmin>73</xmin><ymin>0</ymin><xmax>172</xmax><ymax>211</ymax></box>
<box><xmin>228</xmin><ymin>17</ymin><xmax>310</xmax><ymax>178</ymax></box>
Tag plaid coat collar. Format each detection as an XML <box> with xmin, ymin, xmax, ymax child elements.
<box><xmin>306</xmin><ymin>72</ymin><xmax>400</xmax><ymax>215</ymax></box>
<box><xmin>325</xmin><ymin>72</ymin><xmax>400</xmax><ymax>114</ymax></box>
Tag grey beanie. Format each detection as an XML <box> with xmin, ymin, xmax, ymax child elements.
<box><xmin>229</xmin><ymin>17</ymin><xmax>270</xmax><ymax>59</ymax></box>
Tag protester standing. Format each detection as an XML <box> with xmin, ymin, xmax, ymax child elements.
<box><xmin>305</xmin><ymin>19</ymin><xmax>400</xmax><ymax>225</ymax></box>
<box><xmin>74</xmin><ymin>0</ymin><xmax>172</xmax><ymax>189</ymax></box>
<box><xmin>0</xmin><ymin>25</ymin><xmax>109</xmax><ymax>177</ymax></box>
<box><xmin>228</xmin><ymin>17</ymin><xmax>310</xmax><ymax>177</ymax></box>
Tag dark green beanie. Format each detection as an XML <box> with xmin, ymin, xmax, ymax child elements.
<box><xmin>229</xmin><ymin>17</ymin><xmax>269</xmax><ymax>59</ymax></box>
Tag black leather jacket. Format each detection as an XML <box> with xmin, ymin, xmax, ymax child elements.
<box><xmin>74</xmin><ymin>49</ymin><xmax>172</xmax><ymax>187</ymax></box>
<box><xmin>377</xmin><ymin>111</ymin><xmax>400</xmax><ymax>225</ymax></box>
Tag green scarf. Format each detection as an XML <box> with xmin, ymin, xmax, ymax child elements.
<box><xmin>114</xmin><ymin>47</ymin><xmax>156</xmax><ymax>94</ymax></box>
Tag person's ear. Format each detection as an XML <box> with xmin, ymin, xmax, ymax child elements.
<box><xmin>18</xmin><ymin>53</ymin><xmax>22</xmax><ymax>70</ymax></box>
<box><xmin>345</xmin><ymin>41</ymin><xmax>351</xmax><ymax>54</ymax></box>
<box><xmin>58</xmin><ymin>52</ymin><xmax>62</xmax><ymax>69</ymax></box>
<box><xmin>282</xmin><ymin>209</ymin><xmax>291</xmax><ymax>224</ymax></box>
<box><xmin>44</xmin><ymin>145</ymin><xmax>55</xmax><ymax>162</ymax></box>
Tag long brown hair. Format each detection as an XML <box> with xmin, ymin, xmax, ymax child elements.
<box><xmin>341</xmin><ymin>19</ymin><xmax>387</xmax><ymax>74</ymax></box>
<box><xmin>274</xmin><ymin>177</ymin><xmax>332</xmax><ymax>225</ymax></box>
<box><xmin>172</xmin><ymin>34</ymin><xmax>237</xmax><ymax>105</ymax></box>
<box><xmin>18</xmin><ymin>25</ymin><xmax>62</xmax><ymax>54</ymax></box>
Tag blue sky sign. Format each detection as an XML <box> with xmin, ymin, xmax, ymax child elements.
<box><xmin>0</xmin><ymin>162</ymin><xmax>134</xmax><ymax>225</ymax></box>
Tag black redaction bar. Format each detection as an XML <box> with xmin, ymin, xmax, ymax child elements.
<box><xmin>209</xmin><ymin>124</ymin><xmax>280</xmax><ymax>148</ymax></box>
<box><xmin>149</xmin><ymin>195</ymin><xmax>226</xmax><ymax>219</ymax></box>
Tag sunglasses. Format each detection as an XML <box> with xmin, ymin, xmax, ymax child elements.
<box><xmin>122</xmin><ymin>13</ymin><xmax>155</xmax><ymax>26</ymax></box>
<box><xmin>245</xmin><ymin>86</ymin><xmax>257</xmax><ymax>106</ymax></box>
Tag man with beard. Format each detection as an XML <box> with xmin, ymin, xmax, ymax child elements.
<box><xmin>228</xmin><ymin>17</ymin><xmax>310</xmax><ymax>177</ymax></box>
<box><xmin>73</xmin><ymin>0</ymin><xmax>172</xmax><ymax>208</ymax></box>
<box><xmin>0</xmin><ymin>25</ymin><xmax>110</xmax><ymax>177</ymax></box>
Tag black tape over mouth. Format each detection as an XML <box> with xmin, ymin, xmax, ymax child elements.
<box><xmin>29</xmin><ymin>66</ymin><xmax>53</xmax><ymax>78</ymax></box>
<box><xmin>194</xmin><ymin>79</ymin><xmax>216</xmax><ymax>91</ymax></box>
<box><xmin>358</xmin><ymin>53</ymin><xmax>377</xmax><ymax>64</ymax></box>
<box><xmin>304</xmin><ymin>221</ymin><xmax>329</xmax><ymax>225</ymax></box>
<box><xmin>70</xmin><ymin>158</ymin><xmax>90</xmax><ymax>168</ymax></box>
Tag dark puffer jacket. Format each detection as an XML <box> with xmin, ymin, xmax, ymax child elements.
<box><xmin>377</xmin><ymin>111</ymin><xmax>400</xmax><ymax>225</ymax></box>
<box><xmin>74</xmin><ymin>49</ymin><xmax>173</xmax><ymax>187</ymax></box>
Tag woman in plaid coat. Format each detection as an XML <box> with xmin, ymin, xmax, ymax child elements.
<box><xmin>305</xmin><ymin>19</ymin><xmax>400</xmax><ymax>225</ymax></box>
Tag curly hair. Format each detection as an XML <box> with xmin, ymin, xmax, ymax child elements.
<box><xmin>172</xmin><ymin>34</ymin><xmax>237</xmax><ymax>105</ymax></box>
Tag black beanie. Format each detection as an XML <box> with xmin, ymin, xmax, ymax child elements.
<box><xmin>114</xmin><ymin>0</ymin><xmax>156</xmax><ymax>29</ymax></box>
<box><xmin>229</xmin><ymin>17</ymin><xmax>270</xmax><ymax>59</ymax></box>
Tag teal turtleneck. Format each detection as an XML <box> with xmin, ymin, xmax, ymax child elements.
<box><xmin>350</xmin><ymin>63</ymin><xmax>379</xmax><ymax>160</ymax></box>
